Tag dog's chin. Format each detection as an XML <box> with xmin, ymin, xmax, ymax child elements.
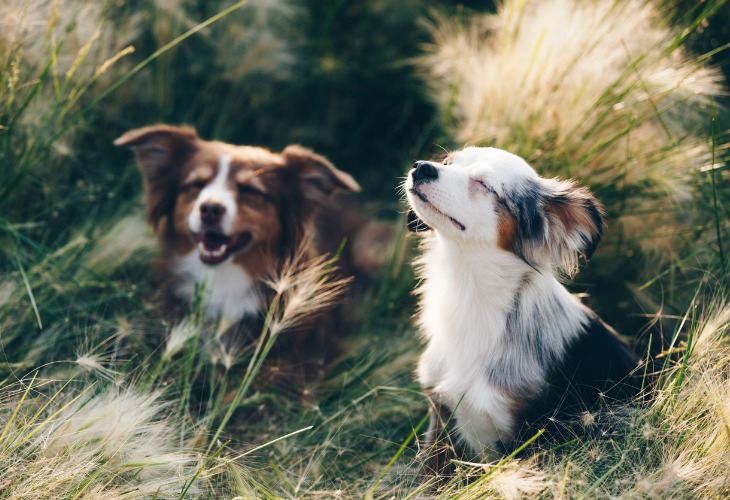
<box><xmin>407</xmin><ymin>191</ymin><xmax>466</xmax><ymax>232</ymax></box>
<box><xmin>193</xmin><ymin>230</ymin><xmax>253</xmax><ymax>265</ymax></box>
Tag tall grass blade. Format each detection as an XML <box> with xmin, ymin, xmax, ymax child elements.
<box><xmin>178</xmin><ymin>439</ymin><xmax>229</xmax><ymax>499</ymax></box>
<box><xmin>364</xmin><ymin>411</ymin><xmax>429</xmax><ymax>499</ymax></box>
<box><xmin>15</xmin><ymin>253</ymin><xmax>42</xmax><ymax>330</ymax></box>
<box><xmin>0</xmin><ymin>370</ymin><xmax>37</xmax><ymax>445</ymax></box>
<box><xmin>710</xmin><ymin>112</ymin><xmax>725</xmax><ymax>265</ymax></box>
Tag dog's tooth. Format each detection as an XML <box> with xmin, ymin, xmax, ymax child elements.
<box><xmin>218</xmin><ymin>244</ymin><xmax>227</xmax><ymax>255</ymax></box>
<box><xmin>197</xmin><ymin>242</ymin><xmax>206</xmax><ymax>253</ymax></box>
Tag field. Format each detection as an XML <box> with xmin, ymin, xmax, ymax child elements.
<box><xmin>1</xmin><ymin>0</ymin><xmax>729</xmax><ymax>498</ymax></box>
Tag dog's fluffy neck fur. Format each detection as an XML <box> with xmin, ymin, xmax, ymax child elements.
<box><xmin>172</xmin><ymin>250</ymin><xmax>262</xmax><ymax>325</ymax></box>
<box><xmin>416</xmin><ymin>232</ymin><xmax>587</xmax><ymax>451</ymax></box>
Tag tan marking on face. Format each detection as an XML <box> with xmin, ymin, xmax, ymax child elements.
<box><xmin>183</xmin><ymin>165</ymin><xmax>214</xmax><ymax>184</ymax></box>
<box><xmin>226</xmin><ymin>155</ymin><xmax>284</xmax><ymax>253</ymax></box>
<box><xmin>235</xmin><ymin>169</ymin><xmax>268</xmax><ymax>192</ymax></box>
<box><xmin>230</xmin><ymin>190</ymin><xmax>281</xmax><ymax>249</ymax></box>
<box><xmin>497</xmin><ymin>204</ymin><xmax>518</xmax><ymax>252</ymax></box>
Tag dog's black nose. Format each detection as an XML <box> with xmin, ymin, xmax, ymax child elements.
<box><xmin>412</xmin><ymin>161</ymin><xmax>438</xmax><ymax>182</ymax></box>
<box><xmin>200</xmin><ymin>202</ymin><xmax>226</xmax><ymax>225</ymax></box>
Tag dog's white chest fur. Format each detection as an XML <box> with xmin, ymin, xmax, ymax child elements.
<box><xmin>416</xmin><ymin>235</ymin><xmax>585</xmax><ymax>453</ymax></box>
<box><xmin>174</xmin><ymin>252</ymin><xmax>261</xmax><ymax>324</ymax></box>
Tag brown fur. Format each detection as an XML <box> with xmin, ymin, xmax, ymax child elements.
<box><xmin>496</xmin><ymin>203</ymin><xmax>518</xmax><ymax>252</ymax></box>
<box><xmin>116</xmin><ymin>124</ymin><xmax>390</xmax><ymax>383</ymax></box>
<box><xmin>545</xmin><ymin>185</ymin><xmax>602</xmax><ymax>245</ymax></box>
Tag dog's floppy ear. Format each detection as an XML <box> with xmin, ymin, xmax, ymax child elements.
<box><xmin>540</xmin><ymin>178</ymin><xmax>605</xmax><ymax>275</ymax></box>
<box><xmin>282</xmin><ymin>145</ymin><xmax>361</xmax><ymax>204</ymax></box>
<box><xmin>406</xmin><ymin>208</ymin><xmax>430</xmax><ymax>232</ymax></box>
<box><xmin>114</xmin><ymin>125</ymin><xmax>199</xmax><ymax>230</ymax></box>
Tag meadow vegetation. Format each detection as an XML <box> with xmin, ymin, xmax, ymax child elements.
<box><xmin>0</xmin><ymin>0</ymin><xmax>729</xmax><ymax>497</ymax></box>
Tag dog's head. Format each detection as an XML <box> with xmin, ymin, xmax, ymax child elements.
<box><xmin>405</xmin><ymin>147</ymin><xmax>605</xmax><ymax>275</ymax></box>
<box><xmin>115</xmin><ymin>125</ymin><xmax>360</xmax><ymax>267</ymax></box>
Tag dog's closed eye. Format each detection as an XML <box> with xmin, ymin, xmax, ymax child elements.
<box><xmin>182</xmin><ymin>180</ymin><xmax>207</xmax><ymax>192</ymax></box>
<box><xmin>237</xmin><ymin>184</ymin><xmax>264</xmax><ymax>196</ymax></box>
<box><xmin>237</xmin><ymin>184</ymin><xmax>274</xmax><ymax>204</ymax></box>
<box><xmin>475</xmin><ymin>179</ymin><xmax>496</xmax><ymax>195</ymax></box>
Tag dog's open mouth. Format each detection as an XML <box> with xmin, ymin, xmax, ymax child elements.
<box><xmin>195</xmin><ymin>230</ymin><xmax>252</xmax><ymax>265</ymax></box>
<box><xmin>409</xmin><ymin>187</ymin><xmax>466</xmax><ymax>231</ymax></box>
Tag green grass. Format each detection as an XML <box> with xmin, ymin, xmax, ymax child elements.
<box><xmin>1</xmin><ymin>0</ymin><xmax>729</xmax><ymax>497</ymax></box>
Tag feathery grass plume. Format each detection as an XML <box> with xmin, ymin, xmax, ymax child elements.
<box><xmin>207</xmin><ymin>240</ymin><xmax>351</xmax><ymax>451</ymax></box>
<box><xmin>420</xmin><ymin>0</ymin><xmax>728</xmax><ymax>263</ymax></box>
<box><xmin>0</xmin><ymin>0</ymin><xmax>139</xmax><ymax>234</ymax></box>
<box><xmin>262</xmin><ymin>244</ymin><xmax>352</xmax><ymax>337</ymax></box>
<box><xmin>638</xmin><ymin>299</ymin><xmax>730</xmax><ymax>496</ymax></box>
<box><xmin>0</xmin><ymin>381</ymin><xmax>207</xmax><ymax>497</ymax></box>
<box><xmin>0</xmin><ymin>0</ymin><xmax>141</xmax><ymax>79</ymax></box>
<box><xmin>164</xmin><ymin>319</ymin><xmax>200</xmax><ymax>360</ymax></box>
<box><xmin>462</xmin><ymin>461</ymin><xmax>549</xmax><ymax>499</ymax></box>
<box><xmin>74</xmin><ymin>352</ymin><xmax>119</xmax><ymax>381</ymax></box>
<box><xmin>0</xmin><ymin>0</ymin><xmax>138</xmax><ymax>132</ymax></box>
<box><xmin>489</xmin><ymin>466</ymin><xmax>549</xmax><ymax>499</ymax></box>
<box><xmin>209</xmin><ymin>340</ymin><xmax>248</xmax><ymax>371</ymax></box>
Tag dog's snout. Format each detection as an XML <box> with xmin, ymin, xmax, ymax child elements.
<box><xmin>200</xmin><ymin>201</ymin><xmax>226</xmax><ymax>225</ymax></box>
<box><xmin>412</xmin><ymin>161</ymin><xmax>439</xmax><ymax>182</ymax></box>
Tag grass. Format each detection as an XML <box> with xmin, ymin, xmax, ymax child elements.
<box><xmin>1</xmin><ymin>0</ymin><xmax>729</xmax><ymax>497</ymax></box>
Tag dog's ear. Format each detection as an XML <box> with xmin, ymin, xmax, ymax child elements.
<box><xmin>406</xmin><ymin>208</ymin><xmax>430</xmax><ymax>232</ymax></box>
<box><xmin>115</xmin><ymin>125</ymin><xmax>199</xmax><ymax>230</ymax></box>
<box><xmin>282</xmin><ymin>145</ymin><xmax>361</xmax><ymax>204</ymax></box>
<box><xmin>540</xmin><ymin>178</ymin><xmax>605</xmax><ymax>275</ymax></box>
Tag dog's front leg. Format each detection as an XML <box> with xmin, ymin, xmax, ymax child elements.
<box><xmin>421</xmin><ymin>392</ymin><xmax>461</xmax><ymax>486</ymax></box>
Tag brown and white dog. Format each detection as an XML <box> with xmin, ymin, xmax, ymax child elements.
<box><xmin>116</xmin><ymin>124</ymin><xmax>381</xmax><ymax>379</ymax></box>
<box><xmin>405</xmin><ymin>147</ymin><xmax>642</xmax><ymax>478</ymax></box>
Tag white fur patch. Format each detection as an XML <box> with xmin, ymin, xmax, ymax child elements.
<box><xmin>188</xmin><ymin>154</ymin><xmax>237</xmax><ymax>235</ymax></box>
<box><xmin>174</xmin><ymin>251</ymin><xmax>261</xmax><ymax>324</ymax></box>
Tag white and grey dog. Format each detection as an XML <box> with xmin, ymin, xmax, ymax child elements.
<box><xmin>404</xmin><ymin>147</ymin><xmax>641</xmax><ymax>477</ymax></box>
